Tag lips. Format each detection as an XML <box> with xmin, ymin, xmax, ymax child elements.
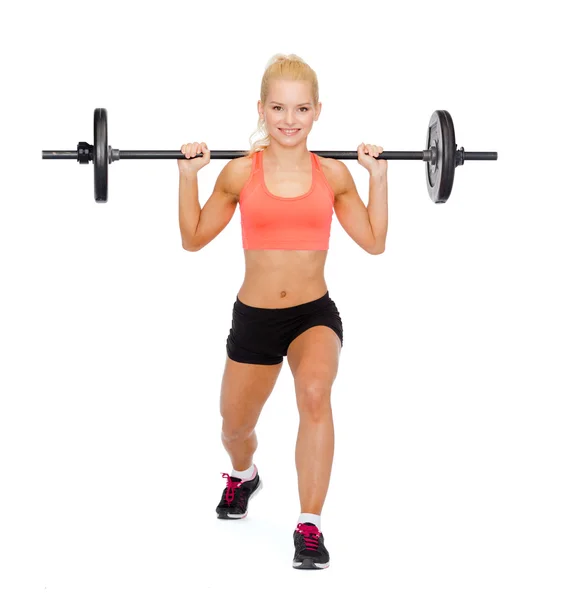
<box><xmin>279</xmin><ymin>128</ymin><xmax>301</xmax><ymax>135</ymax></box>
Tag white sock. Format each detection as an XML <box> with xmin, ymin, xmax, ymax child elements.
<box><xmin>231</xmin><ymin>464</ymin><xmax>256</xmax><ymax>480</ymax></box>
<box><xmin>298</xmin><ymin>513</ymin><xmax>321</xmax><ymax>530</ymax></box>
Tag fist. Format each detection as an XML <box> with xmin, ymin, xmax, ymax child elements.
<box><xmin>178</xmin><ymin>142</ymin><xmax>210</xmax><ymax>174</ymax></box>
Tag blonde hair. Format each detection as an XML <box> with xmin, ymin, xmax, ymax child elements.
<box><xmin>246</xmin><ymin>54</ymin><xmax>319</xmax><ymax>158</ymax></box>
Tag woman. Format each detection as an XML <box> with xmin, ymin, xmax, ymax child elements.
<box><xmin>178</xmin><ymin>54</ymin><xmax>388</xmax><ymax>570</ymax></box>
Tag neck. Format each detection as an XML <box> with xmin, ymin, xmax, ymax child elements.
<box><xmin>264</xmin><ymin>143</ymin><xmax>310</xmax><ymax>169</ymax></box>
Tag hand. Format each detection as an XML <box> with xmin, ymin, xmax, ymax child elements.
<box><xmin>178</xmin><ymin>142</ymin><xmax>211</xmax><ymax>175</ymax></box>
<box><xmin>357</xmin><ymin>143</ymin><xmax>387</xmax><ymax>176</ymax></box>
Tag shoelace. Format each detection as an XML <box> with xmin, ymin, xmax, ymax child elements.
<box><xmin>296</xmin><ymin>523</ymin><xmax>320</xmax><ymax>551</ymax></box>
<box><xmin>221</xmin><ymin>472</ymin><xmax>243</xmax><ymax>504</ymax></box>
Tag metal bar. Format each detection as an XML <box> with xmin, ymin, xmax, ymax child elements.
<box><xmin>42</xmin><ymin>151</ymin><xmax>79</xmax><ymax>159</ymax></box>
<box><xmin>42</xmin><ymin>149</ymin><xmax>499</xmax><ymax>161</ymax></box>
<box><xmin>462</xmin><ymin>152</ymin><xmax>498</xmax><ymax>160</ymax></box>
<box><xmin>117</xmin><ymin>150</ymin><xmax>427</xmax><ymax>160</ymax></box>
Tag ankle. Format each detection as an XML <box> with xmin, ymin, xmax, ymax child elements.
<box><xmin>297</xmin><ymin>512</ymin><xmax>321</xmax><ymax>530</ymax></box>
<box><xmin>231</xmin><ymin>463</ymin><xmax>256</xmax><ymax>480</ymax></box>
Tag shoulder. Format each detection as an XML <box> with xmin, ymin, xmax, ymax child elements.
<box><xmin>218</xmin><ymin>154</ymin><xmax>254</xmax><ymax>201</ymax></box>
<box><xmin>315</xmin><ymin>155</ymin><xmax>353</xmax><ymax>197</ymax></box>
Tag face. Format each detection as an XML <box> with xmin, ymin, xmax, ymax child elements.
<box><xmin>258</xmin><ymin>79</ymin><xmax>321</xmax><ymax>146</ymax></box>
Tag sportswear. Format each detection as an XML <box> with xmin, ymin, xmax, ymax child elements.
<box><xmin>239</xmin><ymin>150</ymin><xmax>334</xmax><ymax>250</ymax></box>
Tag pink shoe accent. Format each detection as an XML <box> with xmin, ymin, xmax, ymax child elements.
<box><xmin>296</xmin><ymin>523</ymin><xmax>321</xmax><ymax>551</ymax></box>
<box><xmin>220</xmin><ymin>473</ymin><xmax>243</xmax><ymax>504</ymax></box>
<box><xmin>220</xmin><ymin>465</ymin><xmax>258</xmax><ymax>504</ymax></box>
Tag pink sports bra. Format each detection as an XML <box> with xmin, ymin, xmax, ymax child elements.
<box><xmin>238</xmin><ymin>150</ymin><xmax>335</xmax><ymax>250</ymax></box>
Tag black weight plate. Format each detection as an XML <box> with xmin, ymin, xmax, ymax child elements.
<box><xmin>94</xmin><ymin>108</ymin><xmax>109</xmax><ymax>202</ymax></box>
<box><xmin>426</xmin><ymin>110</ymin><xmax>456</xmax><ymax>203</ymax></box>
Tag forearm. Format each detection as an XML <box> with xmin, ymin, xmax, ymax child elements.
<box><xmin>178</xmin><ymin>172</ymin><xmax>200</xmax><ymax>246</ymax></box>
<box><xmin>367</xmin><ymin>172</ymin><xmax>388</xmax><ymax>251</ymax></box>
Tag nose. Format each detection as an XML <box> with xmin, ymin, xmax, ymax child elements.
<box><xmin>284</xmin><ymin>110</ymin><xmax>299</xmax><ymax>125</ymax></box>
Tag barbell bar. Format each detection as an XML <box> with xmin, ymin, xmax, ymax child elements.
<box><xmin>42</xmin><ymin>108</ymin><xmax>497</xmax><ymax>204</ymax></box>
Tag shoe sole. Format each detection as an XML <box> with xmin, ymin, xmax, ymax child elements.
<box><xmin>216</xmin><ymin>477</ymin><xmax>263</xmax><ymax>519</ymax></box>
<box><xmin>293</xmin><ymin>558</ymin><xmax>330</xmax><ymax>570</ymax></box>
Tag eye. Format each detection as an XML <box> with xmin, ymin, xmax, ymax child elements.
<box><xmin>271</xmin><ymin>106</ymin><xmax>309</xmax><ymax>111</ymax></box>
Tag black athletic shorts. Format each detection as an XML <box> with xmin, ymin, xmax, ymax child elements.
<box><xmin>226</xmin><ymin>291</ymin><xmax>344</xmax><ymax>365</ymax></box>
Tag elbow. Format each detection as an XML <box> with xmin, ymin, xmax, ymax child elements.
<box><xmin>182</xmin><ymin>239</ymin><xmax>200</xmax><ymax>252</ymax></box>
<box><xmin>367</xmin><ymin>231</ymin><xmax>386</xmax><ymax>255</ymax></box>
<box><xmin>181</xmin><ymin>224</ymin><xmax>200</xmax><ymax>251</ymax></box>
<box><xmin>368</xmin><ymin>240</ymin><xmax>386</xmax><ymax>255</ymax></box>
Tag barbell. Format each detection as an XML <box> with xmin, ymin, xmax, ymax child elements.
<box><xmin>42</xmin><ymin>108</ymin><xmax>497</xmax><ymax>203</ymax></box>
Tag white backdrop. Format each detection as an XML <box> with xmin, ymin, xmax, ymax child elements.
<box><xmin>1</xmin><ymin>0</ymin><xmax>574</xmax><ymax>598</ymax></box>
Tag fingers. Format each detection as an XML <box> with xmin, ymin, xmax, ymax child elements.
<box><xmin>180</xmin><ymin>142</ymin><xmax>210</xmax><ymax>159</ymax></box>
<box><xmin>180</xmin><ymin>143</ymin><xmax>194</xmax><ymax>159</ymax></box>
<box><xmin>357</xmin><ymin>143</ymin><xmax>384</xmax><ymax>157</ymax></box>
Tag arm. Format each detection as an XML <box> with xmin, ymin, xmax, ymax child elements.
<box><xmin>179</xmin><ymin>160</ymin><xmax>239</xmax><ymax>251</ymax></box>
<box><xmin>332</xmin><ymin>160</ymin><xmax>388</xmax><ymax>255</ymax></box>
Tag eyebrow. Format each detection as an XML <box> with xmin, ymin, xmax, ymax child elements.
<box><xmin>269</xmin><ymin>101</ymin><xmax>312</xmax><ymax>106</ymax></box>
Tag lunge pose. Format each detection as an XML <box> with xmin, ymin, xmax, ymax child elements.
<box><xmin>178</xmin><ymin>54</ymin><xmax>388</xmax><ymax>570</ymax></box>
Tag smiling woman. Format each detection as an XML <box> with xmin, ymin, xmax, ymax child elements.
<box><xmin>247</xmin><ymin>54</ymin><xmax>321</xmax><ymax>157</ymax></box>
<box><xmin>177</xmin><ymin>52</ymin><xmax>388</xmax><ymax>572</ymax></box>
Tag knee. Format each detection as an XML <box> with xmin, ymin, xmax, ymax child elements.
<box><xmin>221</xmin><ymin>421</ymin><xmax>255</xmax><ymax>444</ymax></box>
<box><xmin>296</xmin><ymin>381</ymin><xmax>332</xmax><ymax>420</ymax></box>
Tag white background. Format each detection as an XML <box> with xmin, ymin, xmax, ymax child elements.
<box><xmin>1</xmin><ymin>0</ymin><xmax>574</xmax><ymax>598</ymax></box>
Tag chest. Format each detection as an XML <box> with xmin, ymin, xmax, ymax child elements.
<box><xmin>262</xmin><ymin>166</ymin><xmax>313</xmax><ymax>198</ymax></box>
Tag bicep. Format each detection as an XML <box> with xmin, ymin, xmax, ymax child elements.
<box><xmin>332</xmin><ymin>161</ymin><xmax>377</xmax><ymax>254</ymax></box>
<box><xmin>189</xmin><ymin>162</ymin><xmax>239</xmax><ymax>250</ymax></box>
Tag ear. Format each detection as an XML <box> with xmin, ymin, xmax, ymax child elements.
<box><xmin>257</xmin><ymin>100</ymin><xmax>264</xmax><ymax>120</ymax></box>
<box><xmin>315</xmin><ymin>102</ymin><xmax>322</xmax><ymax>121</ymax></box>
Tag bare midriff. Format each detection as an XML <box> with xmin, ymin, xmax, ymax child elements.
<box><xmin>238</xmin><ymin>250</ymin><xmax>328</xmax><ymax>308</ymax></box>
<box><xmin>234</xmin><ymin>151</ymin><xmax>335</xmax><ymax>309</ymax></box>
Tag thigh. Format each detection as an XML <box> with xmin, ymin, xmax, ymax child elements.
<box><xmin>285</xmin><ymin>294</ymin><xmax>343</xmax><ymax>379</ymax></box>
<box><xmin>220</xmin><ymin>356</ymin><xmax>283</xmax><ymax>431</ymax></box>
<box><xmin>226</xmin><ymin>300</ymin><xmax>285</xmax><ymax>365</ymax></box>
<box><xmin>287</xmin><ymin>326</ymin><xmax>341</xmax><ymax>390</ymax></box>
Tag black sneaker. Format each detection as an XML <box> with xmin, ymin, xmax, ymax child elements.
<box><xmin>292</xmin><ymin>522</ymin><xmax>330</xmax><ymax>569</ymax></box>
<box><xmin>215</xmin><ymin>466</ymin><xmax>262</xmax><ymax>519</ymax></box>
